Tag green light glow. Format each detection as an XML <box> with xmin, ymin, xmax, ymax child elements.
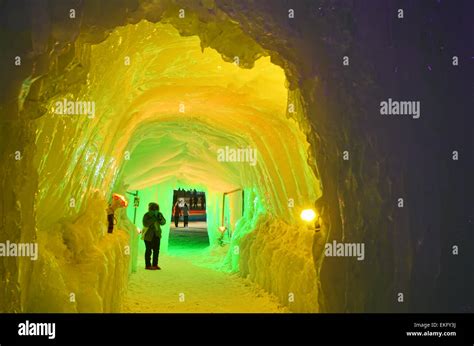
<box><xmin>33</xmin><ymin>19</ymin><xmax>322</xmax><ymax>286</ymax></box>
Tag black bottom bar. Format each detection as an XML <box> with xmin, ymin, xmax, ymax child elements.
<box><xmin>1</xmin><ymin>313</ymin><xmax>472</xmax><ymax>345</ymax></box>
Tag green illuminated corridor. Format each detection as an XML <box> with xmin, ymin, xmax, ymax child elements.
<box><xmin>105</xmin><ymin>21</ymin><xmax>322</xmax><ymax>312</ymax></box>
<box><xmin>12</xmin><ymin>15</ymin><xmax>323</xmax><ymax>313</ymax></box>
<box><xmin>1</xmin><ymin>0</ymin><xmax>469</xmax><ymax>317</ymax></box>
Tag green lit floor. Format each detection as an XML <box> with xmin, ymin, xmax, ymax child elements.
<box><xmin>168</xmin><ymin>222</ymin><xmax>210</xmax><ymax>255</ymax></box>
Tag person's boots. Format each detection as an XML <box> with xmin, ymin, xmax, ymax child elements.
<box><xmin>151</xmin><ymin>265</ymin><xmax>161</xmax><ymax>270</ymax></box>
<box><xmin>145</xmin><ymin>266</ymin><xmax>153</xmax><ymax>270</ymax></box>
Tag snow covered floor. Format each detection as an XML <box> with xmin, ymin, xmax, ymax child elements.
<box><xmin>122</xmin><ymin>228</ymin><xmax>288</xmax><ymax>313</ymax></box>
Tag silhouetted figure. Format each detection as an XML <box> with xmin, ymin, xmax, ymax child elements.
<box><xmin>201</xmin><ymin>194</ymin><xmax>206</xmax><ymax>210</ymax></box>
<box><xmin>183</xmin><ymin>203</ymin><xmax>189</xmax><ymax>227</ymax></box>
<box><xmin>142</xmin><ymin>202</ymin><xmax>166</xmax><ymax>270</ymax></box>
<box><xmin>173</xmin><ymin>201</ymin><xmax>181</xmax><ymax>227</ymax></box>
<box><xmin>106</xmin><ymin>206</ymin><xmax>115</xmax><ymax>233</ymax></box>
<box><xmin>106</xmin><ymin>193</ymin><xmax>128</xmax><ymax>233</ymax></box>
<box><xmin>172</xmin><ymin>192</ymin><xmax>177</xmax><ymax>207</ymax></box>
<box><xmin>192</xmin><ymin>189</ymin><xmax>198</xmax><ymax>209</ymax></box>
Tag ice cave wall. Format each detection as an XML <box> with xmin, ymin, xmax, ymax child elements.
<box><xmin>1</xmin><ymin>0</ymin><xmax>323</xmax><ymax>312</ymax></box>
<box><xmin>0</xmin><ymin>0</ymin><xmax>471</xmax><ymax>313</ymax></box>
<box><xmin>217</xmin><ymin>0</ymin><xmax>471</xmax><ymax>312</ymax></box>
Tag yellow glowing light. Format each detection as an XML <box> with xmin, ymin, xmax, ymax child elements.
<box><xmin>300</xmin><ymin>209</ymin><xmax>316</xmax><ymax>222</ymax></box>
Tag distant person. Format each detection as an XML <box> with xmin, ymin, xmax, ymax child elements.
<box><xmin>142</xmin><ymin>202</ymin><xmax>166</xmax><ymax>270</ymax></box>
<box><xmin>192</xmin><ymin>189</ymin><xmax>198</xmax><ymax>209</ymax></box>
<box><xmin>106</xmin><ymin>193</ymin><xmax>128</xmax><ymax>233</ymax></box>
<box><xmin>201</xmin><ymin>194</ymin><xmax>206</xmax><ymax>210</ymax></box>
<box><xmin>172</xmin><ymin>193</ymin><xmax>177</xmax><ymax>207</ymax></box>
<box><xmin>183</xmin><ymin>203</ymin><xmax>189</xmax><ymax>227</ymax></box>
<box><xmin>173</xmin><ymin>201</ymin><xmax>181</xmax><ymax>227</ymax></box>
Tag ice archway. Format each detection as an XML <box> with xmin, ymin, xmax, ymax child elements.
<box><xmin>1</xmin><ymin>0</ymin><xmax>467</xmax><ymax>315</ymax></box>
<box><xmin>25</xmin><ymin>18</ymin><xmax>322</xmax><ymax>312</ymax></box>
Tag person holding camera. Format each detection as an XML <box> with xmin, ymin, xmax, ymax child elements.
<box><xmin>142</xmin><ymin>202</ymin><xmax>166</xmax><ymax>270</ymax></box>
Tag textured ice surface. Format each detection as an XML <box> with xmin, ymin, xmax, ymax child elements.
<box><xmin>5</xmin><ymin>9</ymin><xmax>322</xmax><ymax>313</ymax></box>
<box><xmin>19</xmin><ymin>21</ymin><xmax>321</xmax><ymax>312</ymax></box>
<box><xmin>24</xmin><ymin>193</ymin><xmax>130</xmax><ymax>312</ymax></box>
<box><xmin>2</xmin><ymin>0</ymin><xmax>470</xmax><ymax>314</ymax></box>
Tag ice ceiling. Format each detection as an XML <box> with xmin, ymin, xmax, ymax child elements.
<box><xmin>35</xmin><ymin>20</ymin><xmax>320</xmax><ymax>221</ymax></box>
<box><xmin>26</xmin><ymin>19</ymin><xmax>323</xmax><ymax>312</ymax></box>
<box><xmin>114</xmin><ymin>22</ymin><xmax>319</xmax><ymax>203</ymax></box>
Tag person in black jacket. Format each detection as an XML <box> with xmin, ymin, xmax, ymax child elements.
<box><xmin>142</xmin><ymin>202</ymin><xmax>166</xmax><ymax>270</ymax></box>
<box><xmin>173</xmin><ymin>201</ymin><xmax>181</xmax><ymax>227</ymax></box>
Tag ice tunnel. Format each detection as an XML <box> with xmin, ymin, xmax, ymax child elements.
<box><xmin>4</xmin><ymin>4</ymin><xmax>322</xmax><ymax>313</ymax></box>
<box><xmin>0</xmin><ymin>0</ymin><xmax>470</xmax><ymax>314</ymax></box>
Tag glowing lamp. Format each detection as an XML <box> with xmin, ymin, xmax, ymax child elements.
<box><xmin>112</xmin><ymin>193</ymin><xmax>129</xmax><ymax>208</ymax></box>
<box><xmin>300</xmin><ymin>209</ymin><xmax>316</xmax><ymax>222</ymax></box>
<box><xmin>218</xmin><ymin>226</ymin><xmax>227</xmax><ymax>233</ymax></box>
